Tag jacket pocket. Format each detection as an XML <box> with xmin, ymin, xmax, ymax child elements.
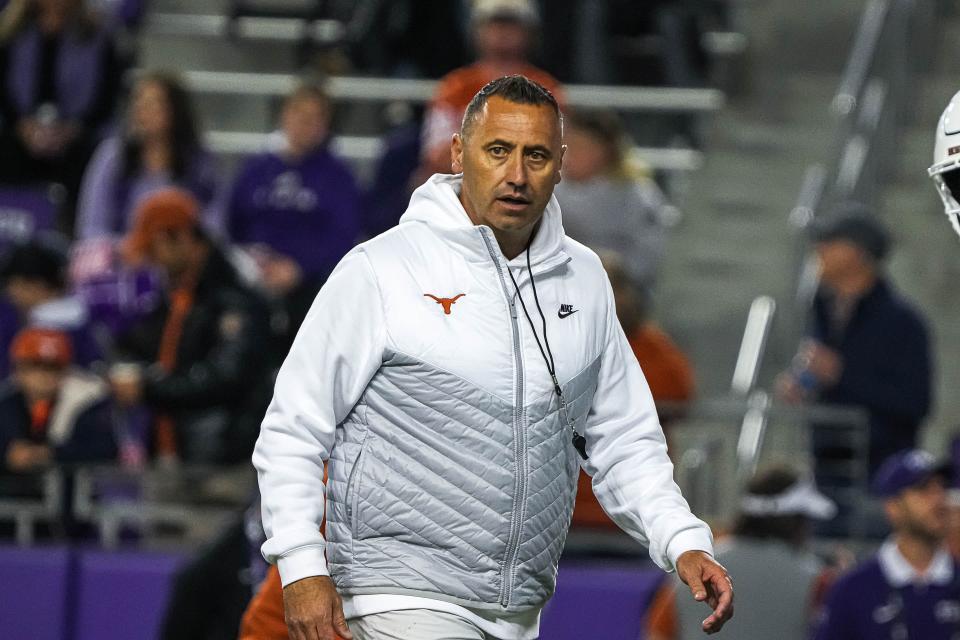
<box><xmin>345</xmin><ymin>442</ymin><xmax>368</xmax><ymax>539</ymax></box>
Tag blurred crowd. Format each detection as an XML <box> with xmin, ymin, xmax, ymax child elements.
<box><xmin>0</xmin><ymin>0</ymin><xmax>694</xmax><ymax>503</ymax></box>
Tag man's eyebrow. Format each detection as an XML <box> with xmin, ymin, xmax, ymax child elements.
<box><xmin>484</xmin><ymin>139</ymin><xmax>516</xmax><ymax>148</ymax></box>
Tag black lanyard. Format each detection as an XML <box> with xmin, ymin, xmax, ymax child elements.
<box><xmin>507</xmin><ymin>247</ymin><xmax>588</xmax><ymax>460</ymax></box>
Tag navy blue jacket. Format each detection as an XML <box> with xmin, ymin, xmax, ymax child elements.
<box><xmin>812</xmin><ymin>279</ymin><xmax>932</xmax><ymax>471</ymax></box>
<box><xmin>815</xmin><ymin>556</ymin><xmax>960</xmax><ymax>639</ymax></box>
<box><xmin>0</xmin><ymin>385</ymin><xmax>116</xmax><ymax>473</ymax></box>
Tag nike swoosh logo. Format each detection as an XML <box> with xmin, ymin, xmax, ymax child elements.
<box><xmin>558</xmin><ymin>309</ymin><xmax>578</xmax><ymax>319</ymax></box>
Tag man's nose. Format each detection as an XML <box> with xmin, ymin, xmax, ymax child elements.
<box><xmin>505</xmin><ymin>153</ymin><xmax>528</xmax><ymax>188</ymax></box>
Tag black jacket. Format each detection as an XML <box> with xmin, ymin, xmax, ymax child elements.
<box><xmin>118</xmin><ymin>246</ymin><xmax>271</xmax><ymax>464</ymax></box>
<box><xmin>812</xmin><ymin>278</ymin><xmax>932</xmax><ymax>471</ymax></box>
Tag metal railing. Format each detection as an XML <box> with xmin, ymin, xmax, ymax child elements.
<box><xmin>730</xmin><ymin>295</ymin><xmax>777</xmax><ymax>397</ymax></box>
<box><xmin>789</xmin><ymin>0</ymin><xmax>936</xmax><ymax>233</ymax></box>
<box><xmin>204</xmin><ymin>130</ymin><xmax>705</xmax><ymax>173</ymax></box>
<box><xmin>0</xmin><ymin>464</ymin><xmax>253</xmax><ymax>548</ymax></box>
<box><xmin>670</xmin><ymin>398</ymin><xmax>871</xmax><ymax>538</ymax></box>
<box><xmin>168</xmin><ymin>69</ymin><xmax>726</xmax><ymax>114</ymax></box>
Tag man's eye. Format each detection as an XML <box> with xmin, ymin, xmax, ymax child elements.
<box><xmin>490</xmin><ymin>146</ymin><xmax>507</xmax><ymax>156</ymax></box>
<box><xmin>529</xmin><ymin>152</ymin><xmax>545</xmax><ymax>161</ymax></box>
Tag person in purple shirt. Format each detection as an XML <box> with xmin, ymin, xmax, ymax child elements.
<box><xmin>75</xmin><ymin>70</ymin><xmax>226</xmax><ymax>242</ymax></box>
<box><xmin>226</xmin><ymin>83</ymin><xmax>361</xmax><ymax>351</ymax></box>
<box><xmin>815</xmin><ymin>449</ymin><xmax>960</xmax><ymax>640</ymax></box>
<box><xmin>0</xmin><ymin>0</ymin><xmax>123</xmax><ymax>210</ymax></box>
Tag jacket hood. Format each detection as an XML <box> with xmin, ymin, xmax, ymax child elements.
<box><xmin>399</xmin><ymin>173</ymin><xmax>569</xmax><ymax>274</ymax></box>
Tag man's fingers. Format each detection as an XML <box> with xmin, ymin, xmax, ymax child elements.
<box><xmin>332</xmin><ymin>604</ymin><xmax>354</xmax><ymax>639</ymax></box>
<box><xmin>700</xmin><ymin>572</ymin><xmax>734</xmax><ymax>633</ymax></box>
<box><xmin>686</xmin><ymin>573</ymin><xmax>707</xmax><ymax>601</ymax></box>
<box><xmin>288</xmin><ymin>621</ymin><xmax>321</xmax><ymax>640</ymax></box>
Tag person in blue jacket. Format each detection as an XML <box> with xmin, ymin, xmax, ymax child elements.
<box><xmin>778</xmin><ymin>204</ymin><xmax>932</xmax><ymax>475</ymax></box>
<box><xmin>815</xmin><ymin>449</ymin><xmax>960</xmax><ymax>639</ymax></box>
<box><xmin>0</xmin><ymin>327</ymin><xmax>115</xmax><ymax>479</ymax></box>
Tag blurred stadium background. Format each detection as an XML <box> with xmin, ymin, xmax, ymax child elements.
<box><xmin>0</xmin><ymin>0</ymin><xmax>958</xmax><ymax>638</ymax></box>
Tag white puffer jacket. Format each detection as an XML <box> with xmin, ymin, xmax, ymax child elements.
<box><xmin>254</xmin><ymin>173</ymin><xmax>712</xmax><ymax>612</ymax></box>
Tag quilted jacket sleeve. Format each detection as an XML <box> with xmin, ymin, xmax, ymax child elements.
<box><xmin>253</xmin><ymin>248</ymin><xmax>387</xmax><ymax>586</ymax></box>
<box><xmin>581</xmin><ymin>275</ymin><xmax>713</xmax><ymax>572</ymax></box>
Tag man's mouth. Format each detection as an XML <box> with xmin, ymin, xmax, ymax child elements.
<box><xmin>496</xmin><ymin>195</ymin><xmax>531</xmax><ymax>210</ymax></box>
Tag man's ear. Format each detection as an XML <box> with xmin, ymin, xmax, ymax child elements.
<box><xmin>451</xmin><ymin>133</ymin><xmax>464</xmax><ymax>173</ymax></box>
<box><xmin>555</xmin><ymin>144</ymin><xmax>566</xmax><ymax>184</ymax></box>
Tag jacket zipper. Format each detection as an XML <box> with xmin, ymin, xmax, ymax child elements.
<box><xmin>345</xmin><ymin>447</ymin><xmax>365</xmax><ymax>537</ymax></box>
<box><xmin>480</xmin><ymin>228</ymin><xmax>527</xmax><ymax>608</ymax></box>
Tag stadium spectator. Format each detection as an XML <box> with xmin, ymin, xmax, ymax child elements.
<box><xmin>238</xmin><ymin>565</ymin><xmax>289</xmax><ymax>640</ymax></box>
<box><xmin>0</xmin><ymin>327</ymin><xmax>115</xmax><ymax>477</ymax></box>
<box><xmin>777</xmin><ymin>204</ymin><xmax>932</xmax><ymax>476</ymax></box>
<box><xmin>75</xmin><ymin>71</ymin><xmax>225</xmax><ymax>242</ymax></box>
<box><xmin>415</xmin><ymin>0</ymin><xmax>562</xmax><ymax>181</ymax></box>
<box><xmin>648</xmin><ymin>465</ymin><xmax>836</xmax><ymax>640</ymax></box>
<box><xmin>226</xmin><ymin>83</ymin><xmax>361</xmax><ymax>351</ymax></box>
<box><xmin>814</xmin><ymin>450</ymin><xmax>960</xmax><ymax>639</ymax></box>
<box><xmin>0</xmin><ymin>236</ymin><xmax>102</xmax><ymax>379</ymax></box>
<box><xmin>110</xmin><ymin>189</ymin><xmax>270</xmax><ymax>464</ymax></box>
<box><xmin>572</xmin><ymin>252</ymin><xmax>694</xmax><ymax>529</ymax></box>
<box><xmin>0</xmin><ymin>0</ymin><xmax>123</xmax><ymax>209</ymax></box>
<box><xmin>556</xmin><ymin>109</ymin><xmax>677</xmax><ymax>287</ymax></box>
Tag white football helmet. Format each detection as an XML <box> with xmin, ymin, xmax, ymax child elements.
<box><xmin>929</xmin><ymin>90</ymin><xmax>960</xmax><ymax>239</ymax></box>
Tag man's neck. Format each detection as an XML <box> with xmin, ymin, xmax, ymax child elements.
<box><xmin>829</xmin><ymin>270</ymin><xmax>877</xmax><ymax>300</ymax></box>
<box><xmin>457</xmin><ymin>190</ymin><xmax>535</xmax><ymax>260</ymax></box>
<box><xmin>492</xmin><ymin>227</ymin><xmax>533</xmax><ymax>261</ymax></box>
<box><xmin>283</xmin><ymin>137</ymin><xmax>322</xmax><ymax>163</ymax></box>
<box><xmin>169</xmin><ymin>244</ymin><xmax>209</xmax><ymax>289</ymax></box>
<box><xmin>896</xmin><ymin>533</ymin><xmax>941</xmax><ymax>575</ymax></box>
<box><xmin>479</xmin><ymin>56</ymin><xmax>526</xmax><ymax>73</ymax></box>
<box><xmin>142</xmin><ymin>139</ymin><xmax>171</xmax><ymax>173</ymax></box>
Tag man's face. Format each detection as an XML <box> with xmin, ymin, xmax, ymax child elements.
<box><xmin>130</xmin><ymin>80</ymin><xmax>171</xmax><ymax>140</ymax></box>
<box><xmin>452</xmin><ymin>97</ymin><xmax>563</xmax><ymax>242</ymax></box>
<box><xmin>14</xmin><ymin>361</ymin><xmax>66</xmax><ymax>402</ymax></box>
<box><xmin>815</xmin><ymin>239</ymin><xmax>868</xmax><ymax>287</ymax></box>
<box><xmin>562</xmin><ymin>126</ymin><xmax>614</xmax><ymax>182</ymax></box>
<box><xmin>281</xmin><ymin>96</ymin><xmax>330</xmax><ymax>157</ymax></box>
<box><xmin>5</xmin><ymin>277</ymin><xmax>55</xmax><ymax>313</ymax></box>
<box><xmin>474</xmin><ymin>19</ymin><xmax>531</xmax><ymax>62</ymax></box>
<box><xmin>887</xmin><ymin>476</ymin><xmax>949</xmax><ymax>543</ymax></box>
<box><xmin>149</xmin><ymin>230</ymin><xmax>193</xmax><ymax>277</ymax></box>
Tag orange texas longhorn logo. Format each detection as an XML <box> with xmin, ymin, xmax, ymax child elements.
<box><xmin>424</xmin><ymin>293</ymin><xmax>466</xmax><ymax>315</ymax></box>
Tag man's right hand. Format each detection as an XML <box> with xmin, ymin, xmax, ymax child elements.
<box><xmin>283</xmin><ymin>575</ymin><xmax>353</xmax><ymax>640</ymax></box>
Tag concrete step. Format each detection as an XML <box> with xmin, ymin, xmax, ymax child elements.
<box><xmin>138</xmin><ymin>31</ymin><xmax>302</xmax><ymax>74</ymax></box>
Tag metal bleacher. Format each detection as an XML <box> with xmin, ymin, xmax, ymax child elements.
<box><xmin>137</xmin><ymin>2</ymin><xmax>735</xmax><ymax>189</ymax></box>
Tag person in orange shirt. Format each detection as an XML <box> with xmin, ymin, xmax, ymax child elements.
<box><xmin>571</xmin><ymin>253</ymin><xmax>695</xmax><ymax>530</ymax></box>
<box><xmin>416</xmin><ymin>0</ymin><xmax>563</xmax><ymax>181</ymax></box>
<box><xmin>239</xmin><ymin>566</ymin><xmax>289</xmax><ymax>640</ymax></box>
<box><xmin>603</xmin><ymin>253</ymin><xmax>694</xmax><ymax>413</ymax></box>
